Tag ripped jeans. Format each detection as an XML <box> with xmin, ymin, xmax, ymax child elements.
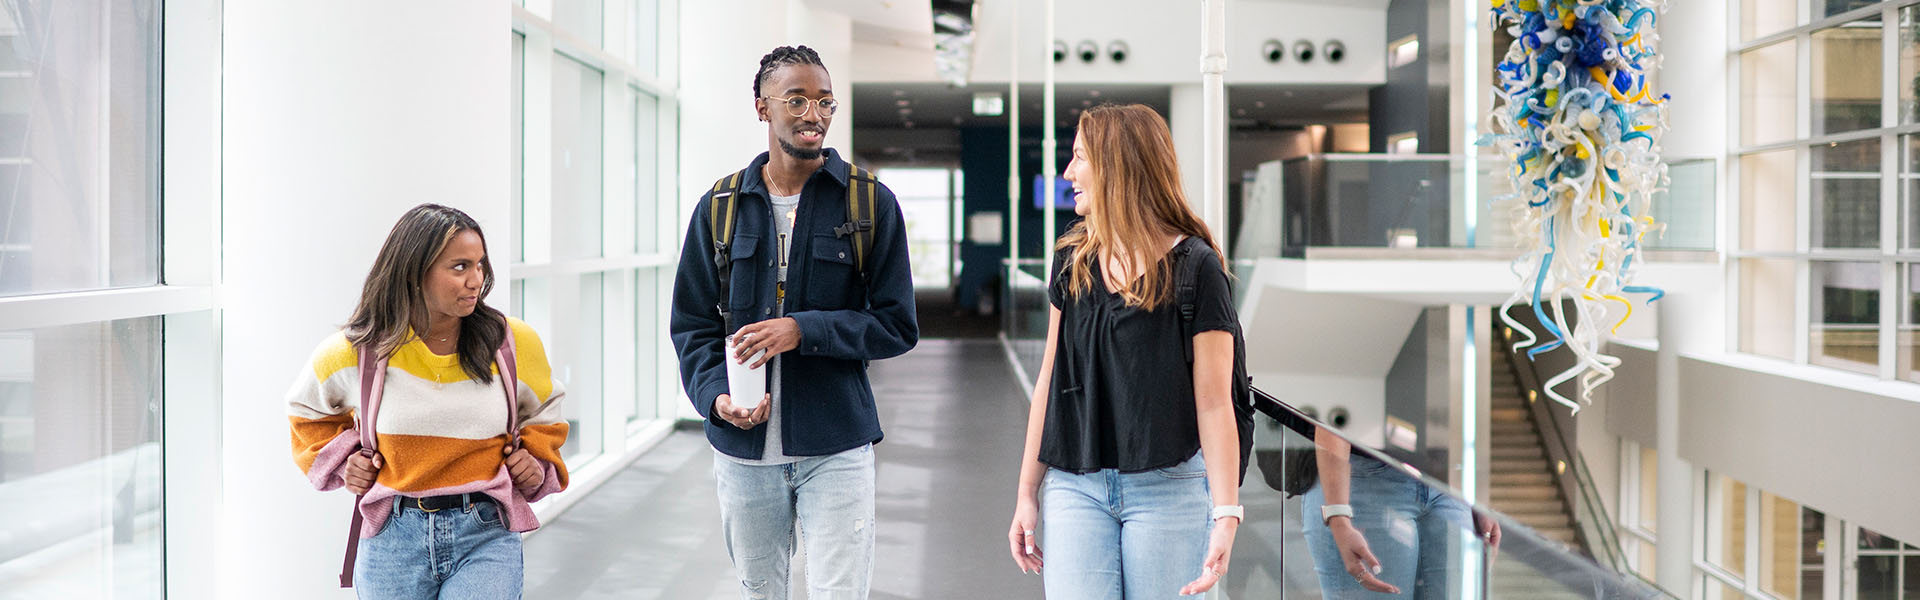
<box><xmin>712</xmin><ymin>444</ymin><xmax>876</xmax><ymax>600</ymax></box>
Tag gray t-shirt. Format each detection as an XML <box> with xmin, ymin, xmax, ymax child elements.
<box><xmin>719</xmin><ymin>192</ymin><xmax>805</xmax><ymax>466</ymax></box>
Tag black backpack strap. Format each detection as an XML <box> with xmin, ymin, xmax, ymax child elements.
<box><xmin>1174</xmin><ymin>237</ymin><xmax>1208</xmax><ymax>365</ymax></box>
<box><xmin>708</xmin><ymin>169</ymin><xmax>747</xmax><ymax>332</ymax></box>
<box><xmin>838</xmin><ymin>164</ymin><xmax>878</xmax><ymax>282</ymax></box>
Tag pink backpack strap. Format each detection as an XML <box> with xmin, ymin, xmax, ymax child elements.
<box><xmin>497</xmin><ymin>318</ymin><xmax>521</xmax><ymax>448</ymax></box>
<box><xmin>341</xmin><ymin>344</ymin><xmax>388</xmax><ymax>588</ymax></box>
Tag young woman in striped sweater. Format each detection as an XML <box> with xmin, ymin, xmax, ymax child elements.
<box><xmin>289</xmin><ymin>203</ymin><xmax>569</xmax><ymax>598</ymax></box>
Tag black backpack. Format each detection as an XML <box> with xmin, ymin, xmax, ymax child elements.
<box><xmin>1171</xmin><ymin>238</ymin><xmax>1257</xmax><ymax>486</ymax></box>
<box><xmin>705</xmin><ymin>164</ymin><xmax>880</xmax><ymax>332</ymax></box>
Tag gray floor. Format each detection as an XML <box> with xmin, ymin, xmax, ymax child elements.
<box><xmin>523</xmin><ymin>339</ymin><xmax>1046</xmax><ymax>599</ymax></box>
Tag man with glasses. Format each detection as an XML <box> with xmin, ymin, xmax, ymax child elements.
<box><xmin>670</xmin><ymin>45</ymin><xmax>918</xmax><ymax>600</ymax></box>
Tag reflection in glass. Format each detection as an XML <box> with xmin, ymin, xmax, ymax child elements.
<box><xmin>1905</xmin><ymin>135</ymin><xmax>1920</xmax><ymax>250</ymax></box>
<box><xmin>1742</xmin><ymin>0</ymin><xmax>1798</xmax><ymax>41</ymax></box>
<box><xmin>1742</xmin><ymin>40</ymin><xmax>1797</xmax><ymax>146</ymax></box>
<box><xmin>1742</xmin><ymin>149</ymin><xmax>1799</xmax><ymax>253</ymax></box>
<box><xmin>633</xmin><ymin>270</ymin><xmax>658</xmax><ymax>424</ymax></box>
<box><xmin>0</xmin><ymin>318</ymin><xmax>163</xmax><ymax>597</ymax></box>
<box><xmin>1758</xmin><ymin>493</ymin><xmax>1817</xmax><ymax>599</ymax></box>
<box><xmin>1741</xmin><ymin>259</ymin><xmax>1798</xmax><ymax>360</ymax></box>
<box><xmin>1902</xmin><ymin>264</ymin><xmax>1920</xmax><ymax>382</ymax></box>
<box><xmin>1812</xmin><ymin>139</ymin><xmax>1880</xmax><ymax>250</ymax></box>
<box><xmin>562</xmin><ymin>273</ymin><xmax>605</xmax><ymax>461</ymax></box>
<box><xmin>635</xmin><ymin>90</ymin><xmax>659</xmax><ymax>255</ymax></box>
<box><xmin>553</xmin><ymin>0</ymin><xmax>603</xmax><ymax>46</ymax></box>
<box><xmin>1712</xmin><ymin>476</ymin><xmax>1749</xmax><ymax>579</ymax></box>
<box><xmin>1902</xmin><ymin>7</ymin><xmax>1920</xmax><ymax>123</ymax></box>
<box><xmin>0</xmin><ymin>2</ymin><xmax>162</xmax><ymax>298</ymax></box>
<box><xmin>552</xmin><ymin>55</ymin><xmax>605</xmax><ymax>261</ymax></box>
<box><xmin>1814</xmin><ymin>17</ymin><xmax>1883</xmax><ymax>136</ymax></box>
<box><xmin>633</xmin><ymin>0</ymin><xmax>659</xmax><ymax>75</ymax></box>
<box><xmin>1858</xmin><ymin>554</ymin><xmax>1897</xmax><ymax>599</ymax></box>
<box><xmin>1811</xmin><ymin>261</ymin><xmax>1880</xmax><ymax>372</ymax></box>
<box><xmin>1638</xmin><ymin>445</ymin><xmax>1659</xmax><ymax>530</ymax></box>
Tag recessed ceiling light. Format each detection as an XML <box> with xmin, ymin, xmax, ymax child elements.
<box><xmin>899</xmin><ymin>108</ymin><xmax>913</xmax><ymax>116</ymax></box>
<box><xmin>1089</xmin><ymin>90</ymin><xmax>1102</xmax><ymax>97</ymax></box>
<box><xmin>895</xmin><ymin>99</ymin><xmax>911</xmax><ymax>107</ymax></box>
<box><xmin>1254</xmin><ymin>100</ymin><xmax>1266</xmax><ymax>108</ymax></box>
<box><xmin>892</xmin><ymin>89</ymin><xmax>906</xmax><ymax>96</ymax></box>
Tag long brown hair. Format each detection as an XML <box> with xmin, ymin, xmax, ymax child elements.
<box><xmin>1055</xmin><ymin>104</ymin><xmax>1224</xmax><ymax>308</ymax></box>
<box><xmin>344</xmin><ymin>203</ymin><xmax>507</xmax><ymax>384</ymax></box>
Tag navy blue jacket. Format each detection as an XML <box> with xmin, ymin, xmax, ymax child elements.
<box><xmin>669</xmin><ymin>149</ymin><xmax>919</xmax><ymax>460</ymax></box>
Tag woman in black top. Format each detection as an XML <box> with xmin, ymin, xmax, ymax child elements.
<box><xmin>1006</xmin><ymin>104</ymin><xmax>1242</xmax><ymax>599</ymax></box>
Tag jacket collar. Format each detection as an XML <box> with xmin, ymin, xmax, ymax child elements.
<box><xmin>740</xmin><ymin>148</ymin><xmax>851</xmax><ymax>197</ymax></box>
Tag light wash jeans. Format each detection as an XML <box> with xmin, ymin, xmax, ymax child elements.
<box><xmin>1040</xmin><ymin>451</ymin><xmax>1212</xmax><ymax>600</ymax></box>
<box><xmin>1301</xmin><ymin>454</ymin><xmax>1473</xmax><ymax>600</ymax></box>
<box><xmin>354</xmin><ymin>498</ymin><xmax>523</xmax><ymax>599</ymax></box>
<box><xmin>712</xmin><ymin>444</ymin><xmax>876</xmax><ymax>600</ymax></box>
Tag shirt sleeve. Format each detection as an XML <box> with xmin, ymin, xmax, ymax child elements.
<box><xmin>1189</xmin><ymin>250</ymin><xmax>1240</xmax><ymax>336</ymax></box>
<box><xmin>287</xmin><ymin>332</ymin><xmax>362</xmax><ymax>491</ymax></box>
<box><xmin>507</xmin><ymin>318</ymin><xmax>570</xmax><ymax>501</ymax></box>
<box><xmin>1047</xmin><ymin>247</ymin><xmax>1071</xmax><ymax>309</ymax></box>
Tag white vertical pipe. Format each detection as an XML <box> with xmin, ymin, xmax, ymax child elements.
<box><xmin>1042</xmin><ymin>0</ymin><xmax>1057</xmax><ymax>273</ymax></box>
<box><xmin>1655</xmin><ymin>304</ymin><xmax>1695</xmax><ymax>596</ymax></box>
<box><xmin>1200</xmin><ymin>0</ymin><xmax>1228</xmax><ymax>247</ymax></box>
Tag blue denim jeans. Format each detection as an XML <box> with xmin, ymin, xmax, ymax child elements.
<box><xmin>1301</xmin><ymin>454</ymin><xmax>1472</xmax><ymax>600</ymax></box>
<box><xmin>1040</xmin><ymin>451</ymin><xmax>1212</xmax><ymax>600</ymax></box>
<box><xmin>354</xmin><ymin>498</ymin><xmax>524</xmax><ymax>599</ymax></box>
<box><xmin>712</xmin><ymin>444</ymin><xmax>876</xmax><ymax>600</ymax></box>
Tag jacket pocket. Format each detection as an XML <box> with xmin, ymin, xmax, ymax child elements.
<box><xmin>727</xmin><ymin>234</ymin><xmax>760</xmax><ymax>312</ymax></box>
<box><xmin>806</xmin><ymin>234</ymin><xmax>857</xmax><ymax>308</ymax></box>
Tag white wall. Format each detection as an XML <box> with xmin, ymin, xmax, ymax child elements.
<box><xmin>220</xmin><ymin>2</ymin><xmax>509</xmax><ymax>596</ymax></box>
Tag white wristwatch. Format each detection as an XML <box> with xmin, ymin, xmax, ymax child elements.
<box><xmin>1321</xmin><ymin>503</ymin><xmax>1354</xmax><ymax>524</ymax></box>
<box><xmin>1211</xmin><ymin>505</ymin><xmax>1245</xmax><ymax>522</ymax></box>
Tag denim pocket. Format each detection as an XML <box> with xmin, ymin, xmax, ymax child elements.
<box><xmin>473</xmin><ymin>500</ymin><xmax>503</xmax><ymax>527</ymax></box>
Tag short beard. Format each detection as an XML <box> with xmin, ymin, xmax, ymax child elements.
<box><xmin>780</xmin><ymin>139</ymin><xmax>823</xmax><ymax>161</ymax></box>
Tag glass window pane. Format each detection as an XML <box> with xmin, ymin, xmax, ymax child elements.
<box><xmin>635</xmin><ymin>90</ymin><xmax>658</xmax><ymax>255</ymax></box>
<box><xmin>1811</xmin><ymin>261</ymin><xmax>1881</xmax><ymax>372</ymax></box>
<box><xmin>1811</xmin><ymin>139</ymin><xmax>1881</xmax><ymax>250</ymax></box>
<box><xmin>1710</xmin><ymin>475</ymin><xmax>1749</xmax><ymax>579</ymax></box>
<box><xmin>1743</xmin><ymin>0</ymin><xmax>1798</xmax><ymax>41</ymax></box>
<box><xmin>0</xmin><ymin>2</ymin><xmax>161</xmax><ymax>298</ymax></box>
<box><xmin>553</xmin><ymin>0</ymin><xmax>603</xmax><ymax>46</ymax></box>
<box><xmin>1742</xmin><ymin>40</ymin><xmax>1798</xmax><ymax>146</ymax></box>
<box><xmin>1860</xmin><ymin>526</ymin><xmax>1904</xmax><ymax>550</ymax></box>
<box><xmin>633</xmin><ymin>0</ymin><xmax>658</xmax><ymax>76</ymax></box>
<box><xmin>1741</xmin><ymin>259</ymin><xmax>1798</xmax><ymax>360</ymax></box>
<box><xmin>1742</xmin><ymin>149</ymin><xmax>1799</xmax><ymax>252</ymax></box>
<box><xmin>552</xmin><ymin>273</ymin><xmax>603</xmax><ymax>462</ymax></box>
<box><xmin>1637</xmin><ymin>543</ymin><xmax>1658</xmax><ymax>581</ymax></box>
<box><xmin>1638</xmin><ymin>446</ymin><xmax>1659</xmax><ymax>531</ymax></box>
<box><xmin>552</xmin><ymin>55</ymin><xmax>604</xmax><ymax>260</ymax></box>
<box><xmin>1814</xmin><ymin>17</ymin><xmax>1883</xmax><ymax>135</ymax></box>
<box><xmin>0</xmin><ymin>317</ymin><xmax>162</xmax><ymax>597</ymax></box>
<box><xmin>1820</xmin><ymin>0</ymin><xmax>1877</xmax><ymax>19</ymax></box>
<box><xmin>513</xmin><ymin>33</ymin><xmax>525</xmax><ymax>262</ymax></box>
<box><xmin>632</xmin><ymin>269</ymin><xmax>658</xmax><ymax>423</ymax></box>
<box><xmin>1901</xmin><ymin>8</ymin><xmax>1920</xmax><ymax>124</ymax></box>
<box><xmin>1903</xmin><ymin>135</ymin><xmax>1920</xmax><ymax>250</ymax></box>
<box><xmin>1758</xmin><ymin>493</ymin><xmax>1809</xmax><ymax>599</ymax></box>
<box><xmin>1858</xmin><ymin>554</ymin><xmax>1897</xmax><ymax>599</ymax></box>
<box><xmin>1901</xmin><ymin>264</ymin><xmax>1920</xmax><ymax>382</ymax></box>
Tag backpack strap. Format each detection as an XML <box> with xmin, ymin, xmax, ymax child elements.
<box><xmin>1174</xmin><ymin>237</ymin><xmax>1208</xmax><ymax>365</ymax></box>
<box><xmin>838</xmin><ymin>164</ymin><xmax>878</xmax><ymax>282</ymax></box>
<box><xmin>497</xmin><ymin>318</ymin><xmax>521</xmax><ymax>449</ymax></box>
<box><xmin>708</xmin><ymin>169</ymin><xmax>748</xmax><ymax>332</ymax></box>
<box><xmin>342</xmin><ymin>344</ymin><xmax>389</xmax><ymax>587</ymax></box>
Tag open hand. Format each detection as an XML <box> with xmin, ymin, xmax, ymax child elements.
<box><xmin>714</xmin><ymin>393</ymin><xmax>772</xmax><ymax>430</ymax></box>
<box><xmin>1007</xmin><ymin>496</ymin><xmax>1044</xmax><ymax>574</ymax></box>
<box><xmin>1331</xmin><ymin>518</ymin><xmax>1400</xmax><ymax>594</ymax></box>
<box><xmin>1180</xmin><ymin>518</ymin><xmax>1237</xmax><ymax>595</ymax></box>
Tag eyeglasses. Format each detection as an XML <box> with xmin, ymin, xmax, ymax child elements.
<box><xmin>762</xmin><ymin>95</ymin><xmax>839</xmax><ymax>118</ymax></box>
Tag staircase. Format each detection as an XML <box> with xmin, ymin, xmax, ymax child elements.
<box><xmin>1487</xmin><ymin>346</ymin><xmax>1588</xmax><ymax>598</ymax></box>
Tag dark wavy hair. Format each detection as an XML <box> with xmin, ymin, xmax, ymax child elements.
<box><xmin>753</xmin><ymin>45</ymin><xmax>826</xmax><ymax>98</ymax></box>
<box><xmin>344</xmin><ymin>203</ymin><xmax>506</xmax><ymax>384</ymax></box>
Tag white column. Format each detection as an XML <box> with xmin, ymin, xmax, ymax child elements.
<box><xmin>678</xmin><ymin>1</ymin><xmax>785</xmax><ymax>213</ymax></box>
<box><xmin>1041</xmin><ymin>0</ymin><xmax>1056</xmax><ymax>272</ymax></box>
<box><xmin>785</xmin><ymin>1</ymin><xmax>855</xmax><ymax>157</ymax></box>
<box><xmin>1198</xmin><ymin>0</ymin><xmax>1228</xmax><ymax>245</ymax></box>
<box><xmin>1170</xmin><ymin>83</ymin><xmax>1205</xmax><ymax>227</ymax></box>
<box><xmin>1655</xmin><ymin>303</ymin><xmax>1696</xmax><ymax>596</ymax></box>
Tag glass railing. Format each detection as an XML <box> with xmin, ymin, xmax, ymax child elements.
<box><xmin>1236</xmin><ymin>154</ymin><xmax>1716</xmax><ymax>258</ymax></box>
<box><xmin>1232</xmin><ymin>387</ymin><xmax>1677</xmax><ymax>599</ymax></box>
<box><xmin>1000</xmin><ymin>259</ymin><xmax>1050</xmax><ymax>383</ymax></box>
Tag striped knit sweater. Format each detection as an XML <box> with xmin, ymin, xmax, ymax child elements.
<box><xmin>288</xmin><ymin>317</ymin><xmax>569</xmax><ymax>537</ymax></box>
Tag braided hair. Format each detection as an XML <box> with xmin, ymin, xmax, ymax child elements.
<box><xmin>753</xmin><ymin>45</ymin><xmax>827</xmax><ymax>98</ymax></box>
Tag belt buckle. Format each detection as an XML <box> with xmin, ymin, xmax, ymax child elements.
<box><xmin>417</xmin><ymin>497</ymin><xmax>443</xmax><ymax>513</ymax></box>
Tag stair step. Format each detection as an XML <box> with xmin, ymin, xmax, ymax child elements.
<box><xmin>1491</xmin><ymin>461</ymin><xmax>1548</xmax><ymax>474</ymax></box>
<box><xmin>1491</xmin><ymin>408</ymin><xmax>1529</xmax><ymax>422</ymax></box>
<box><xmin>1492</xmin><ymin>486</ymin><xmax>1560</xmax><ymax>501</ymax></box>
<box><xmin>1491</xmin><ymin>446</ymin><xmax>1545</xmax><ymax>459</ymax></box>
<box><xmin>1491</xmin><ymin>472</ymin><xmax>1554</xmax><ymax>486</ymax></box>
<box><xmin>1490</xmin><ymin>435</ymin><xmax>1542</xmax><ymax>448</ymax></box>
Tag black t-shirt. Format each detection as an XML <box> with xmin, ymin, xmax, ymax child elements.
<box><xmin>1039</xmin><ymin>237</ymin><xmax>1240</xmax><ymax>473</ymax></box>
